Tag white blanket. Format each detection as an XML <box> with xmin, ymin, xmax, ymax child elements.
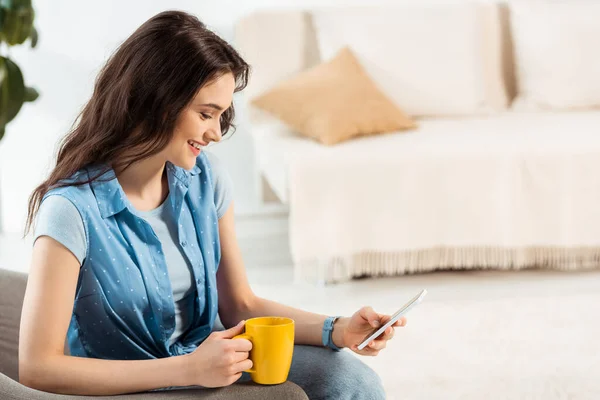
<box><xmin>252</xmin><ymin>111</ymin><xmax>600</xmax><ymax>283</ymax></box>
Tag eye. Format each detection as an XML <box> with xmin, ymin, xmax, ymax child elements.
<box><xmin>200</xmin><ymin>113</ymin><xmax>212</xmax><ymax>120</ymax></box>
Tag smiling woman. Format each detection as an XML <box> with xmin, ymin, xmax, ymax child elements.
<box><xmin>16</xmin><ymin>9</ymin><xmax>396</xmax><ymax>400</ymax></box>
<box><xmin>25</xmin><ymin>11</ymin><xmax>247</xmax><ymax>222</ymax></box>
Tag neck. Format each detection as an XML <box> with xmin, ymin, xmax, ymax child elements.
<box><xmin>115</xmin><ymin>154</ymin><xmax>169</xmax><ymax>211</ymax></box>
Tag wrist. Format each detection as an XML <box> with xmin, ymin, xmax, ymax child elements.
<box><xmin>331</xmin><ymin>317</ymin><xmax>349</xmax><ymax>349</ymax></box>
<box><xmin>178</xmin><ymin>352</ymin><xmax>196</xmax><ymax>387</ymax></box>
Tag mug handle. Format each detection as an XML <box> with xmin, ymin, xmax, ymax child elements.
<box><xmin>233</xmin><ymin>334</ymin><xmax>256</xmax><ymax>373</ymax></box>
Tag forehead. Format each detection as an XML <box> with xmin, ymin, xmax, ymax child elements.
<box><xmin>193</xmin><ymin>73</ymin><xmax>235</xmax><ymax>106</ymax></box>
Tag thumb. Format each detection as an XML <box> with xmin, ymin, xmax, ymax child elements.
<box><xmin>217</xmin><ymin>320</ymin><xmax>246</xmax><ymax>339</ymax></box>
<box><xmin>359</xmin><ymin>306</ymin><xmax>381</xmax><ymax>328</ymax></box>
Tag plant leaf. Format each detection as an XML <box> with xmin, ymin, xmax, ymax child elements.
<box><xmin>2</xmin><ymin>5</ymin><xmax>34</xmax><ymax>46</ymax></box>
<box><xmin>29</xmin><ymin>24</ymin><xmax>37</xmax><ymax>47</ymax></box>
<box><xmin>0</xmin><ymin>56</ymin><xmax>25</xmax><ymax>123</ymax></box>
<box><xmin>0</xmin><ymin>58</ymin><xmax>8</xmax><ymax>128</ymax></box>
<box><xmin>0</xmin><ymin>59</ymin><xmax>6</xmax><ymax>86</ymax></box>
<box><xmin>0</xmin><ymin>8</ymin><xmax>5</xmax><ymax>34</ymax></box>
<box><xmin>0</xmin><ymin>0</ymin><xmax>32</xmax><ymax>9</ymax></box>
<box><xmin>24</xmin><ymin>86</ymin><xmax>37</xmax><ymax>102</ymax></box>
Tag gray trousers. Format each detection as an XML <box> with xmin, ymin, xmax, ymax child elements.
<box><xmin>249</xmin><ymin>344</ymin><xmax>387</xmax><ymax>400</ymax></box>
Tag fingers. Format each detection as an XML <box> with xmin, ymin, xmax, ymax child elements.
<box><xmin>367</xmin><ymin>324</ymin><xmax>394</xmax><ymax>343</ymax></box>
<box><xmin>368</xmin><ymin>330</ymin><xmax>391</xmax><ymax>349</ymax></box>
<box><xmin>359</xmin><ymin>306</ymin><xmax>382</xmax><ymax>328</ymax></box>
<box><xmin>229</xmin><ymin>338</ymin><xmax>252</xmax><ymax>352</ymax></box>
<box><xmin>360</xmin><ymin>307</ymin><xmax>408</xmax><ymax>329</ymax></box>
<box><xmin>217</xmin><ymin>320</ymin><xmax>246</xmax><ymax>339</ymax></box>
<box><xmin>232</xmin><ymin>358</ymin><xmax>254</xmax><ymax>374</ymax></box>
<box><xmin>233</xmin><ymin>350</ymin><xmax>251</xmax><ymax>363</ymax></box>
<box><xmin>362</xmin><ymin>337</ymin><xmax>388</xmax><ymax>352</ymax></box>
<box><xmin>361</xmin><ymin>328</ymin><xmax>392</xmax><ymax>351</ymax></box>
<box><xmin>368</xmin><ymin>340</ymin><xmax>388</xmax><ymax>351</ymax></box>
<box><xmin>379</xmin><ymin>315</ymin><xmax>407</xmax><ymax>328</ymax></box>
<box><xmin>353</xmin><ymin>325</ymin><xmax>395</xmax><ymax>355</ymax></box>
<box><xmin>376</xmin><ymin>326</ymin><xmax>395</xmax><ymax>342</ymax></box>
<box><xmin>351</xmin><ymin>343</ymin><xmax>380</xmax><ymax>357</ymax></box>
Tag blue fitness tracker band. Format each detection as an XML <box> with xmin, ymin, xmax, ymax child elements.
<box><xmin>322</xmin><ymin>316</ymin><xmax>342</xmax><ymax>351</ymax></box>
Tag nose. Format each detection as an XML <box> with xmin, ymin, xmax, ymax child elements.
<box><xmin>204</xmin><ymin>121</ymin><xmax>222</xmax><ymax>144</ymax></box>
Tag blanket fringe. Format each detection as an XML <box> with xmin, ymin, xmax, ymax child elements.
<box><xmin>294</xmin><ymin>247</ymin><xmax>600</xmax><ymax>284</ymax></box>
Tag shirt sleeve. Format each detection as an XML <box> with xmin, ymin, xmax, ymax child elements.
<box><xmin>34</xmin><ymin>195</ymin><xmax>87</xmax><ymax>265</ymax></box>
<box><xmin>205</xmin><ymin>151</ymin><xmax>234</xmax><ymax>219</ymax></box>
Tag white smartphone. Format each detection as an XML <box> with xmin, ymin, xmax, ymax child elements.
<box><xmin>357</xmin><ymin>289</ymin><xmax>427</xmax><ymax>351</ymax></box>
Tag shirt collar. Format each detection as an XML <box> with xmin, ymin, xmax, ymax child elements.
<box><xmin>89</xmin><ymin>162</ymin><xmax>202</xmax><ymax>219</ymax></box>
<box><xmin>166</xmin><ymin>161</ymin><xmax>202</xmax><ymax>186</ymax></box>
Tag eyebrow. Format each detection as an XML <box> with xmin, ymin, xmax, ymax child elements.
<box><xmin>199</xmin><ymin>103</ymin><xmax>225</xmax><ymax>111</ymax></box>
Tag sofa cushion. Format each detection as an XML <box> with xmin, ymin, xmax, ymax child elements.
<box><xmin>251</xmin><ymin>47</ymin><xmax>416</xmax><ymax>145</ymax></box>
<box><xmin>251</xmin><ymin>110</ymin><xmax>600</xmax><ymax>205</ymax></box>
<box><xmin>0</xmin><ymin>372</ymin><xmax>308</xmax><ymax>399</ymax></box>
<box><xmin>313</xmin><ymin>3</ymin><xmax>508</xmax><ymax>117</ymax></box>
<box><xmin>0</xmin><ymin>268</ymin><xmax>27</xmax><ymax>382</ymax></box>
<box><xmin>510</xmin><ymin>1</ymin><xmax>600</xmax><ymax>110</ymax></box>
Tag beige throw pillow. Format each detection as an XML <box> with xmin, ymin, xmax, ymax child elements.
<box><xmin>251</xmin><ymin>47</ymin><xmax>416</xmax><ymax>145</ymax></box>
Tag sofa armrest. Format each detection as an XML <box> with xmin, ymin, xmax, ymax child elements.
<box><xmin>0</xmin><ymin>373</ymin><xmax>308</xmax><ymax>400</ymax></box>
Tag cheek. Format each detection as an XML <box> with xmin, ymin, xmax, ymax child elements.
<box><xmin>176</xmin><ymin>112</ymin><xmax>205</xmax><ymax>137</ymax></box>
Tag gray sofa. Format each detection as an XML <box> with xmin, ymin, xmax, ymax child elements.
<box><xmin>0</xmin><ymin>268</ymin><xmax>308</xmax><ymax>399</ymax></box>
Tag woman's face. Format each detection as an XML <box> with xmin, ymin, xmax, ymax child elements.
<box><xmin>165</xmin><ymin>72</ymin><xmax>235</xmax><ymax>170</ymax></box>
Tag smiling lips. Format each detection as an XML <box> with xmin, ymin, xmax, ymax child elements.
<box><xmin>188</xmin><ymin>139</ymin><xmax>205</xmax><ymax>150</ymax></box>
<box><xmin>188</xmin><ymin>139</ymin><xmax>205</xmax><ymax>156</ymax></box>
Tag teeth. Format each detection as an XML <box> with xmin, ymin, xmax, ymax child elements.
<box><xmin>188</xmin><ymin>140</ymin><xmax>202</xmax><ymax>150</ymax></box>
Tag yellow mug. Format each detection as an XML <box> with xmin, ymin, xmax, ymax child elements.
<box><xmin>233</xmin><ymin>316</ymin><xmax>295</xmax><ymax>385</ymax></box>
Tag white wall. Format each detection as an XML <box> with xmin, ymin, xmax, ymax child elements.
<box><xmin>0</xmin><ymin>0</ymin><xmax>466</xmax><ymax>233</ymax></box>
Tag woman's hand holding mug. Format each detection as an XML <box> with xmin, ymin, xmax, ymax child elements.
<box><xmin>184</xmin><ymin>320</ymin><xmax>253</xmax><ymax>388</ymax></box>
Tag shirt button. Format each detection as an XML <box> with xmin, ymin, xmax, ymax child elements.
<box><xmin>196</xmin><ymin>278</ymin><xmax>201</xmax><ymax>285</ymax></box>
<box><xmin>181</xmin><ymin>241</ymin><xmax>187</xmax><ymax>247</ymax></box>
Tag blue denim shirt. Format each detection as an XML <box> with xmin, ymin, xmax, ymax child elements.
<box><xmin>44</xmin><ymin>153</ymin><xmax>220</xmax><ymax>359</ymax></box>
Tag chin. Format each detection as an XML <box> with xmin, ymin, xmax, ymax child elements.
<box><xmin>171</xmin><ymin>157</ymin><xmax>197</xmax><ymax>171</ymax></box>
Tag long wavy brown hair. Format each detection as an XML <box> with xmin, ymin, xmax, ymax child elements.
<box><xmin>25</xmin><ymin>10</ymin><xmax>250</xmax><ymax>235</ymax></box>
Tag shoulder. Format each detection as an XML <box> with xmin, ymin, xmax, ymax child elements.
<box><xmin>46</xmin><ymin>169</ymin><xmax>93</xmax><ymax>199</ymax></box>
<box><xmin>35</xmin><ymin>195</ymin><xmax>87</xmax><ymax>264</ymax></box>
<box><xmin>38</xmin><ymin>195</ymin><xmax>81</xmax><ymax>219</ymax></box>
<box><xmin>41</xmin><ymin>168</ymin><xmax>101</xmax><ymax>231</ymax></box>
<box><xmin>37</xmin><ymin>193</ymin><xmax>86</xmax><ymax>234</ymax></box>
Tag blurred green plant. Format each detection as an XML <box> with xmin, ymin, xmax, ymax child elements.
<box><xmin>0</xmin><ymin>0</ymin><xmax>38</xmax><ymax>142</ymax></box>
